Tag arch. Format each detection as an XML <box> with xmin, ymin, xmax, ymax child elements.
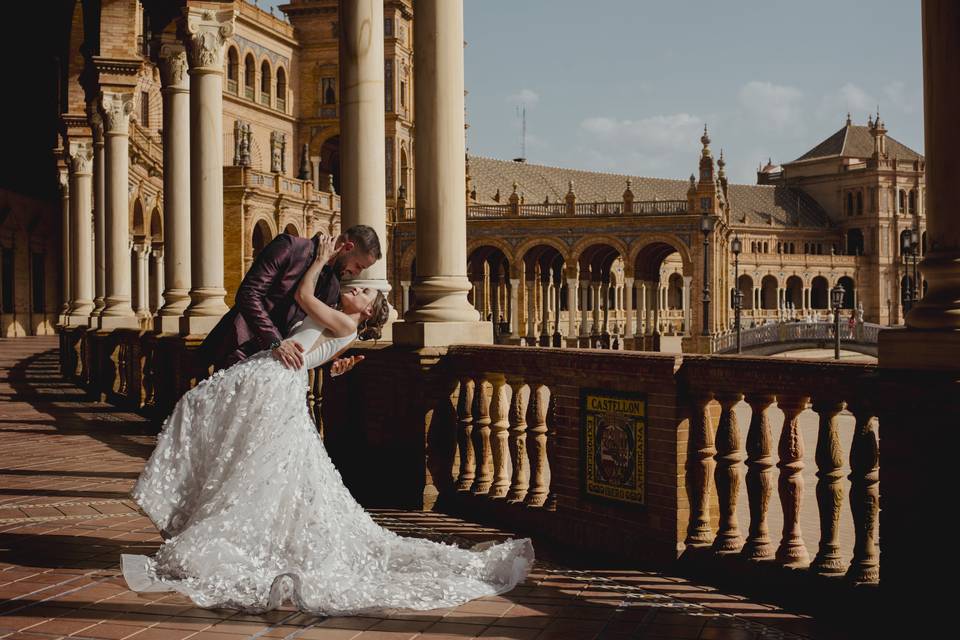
<box><xmin>132</xmin><ymin>199</ymin><xmax>145</xmax><ymax>237</ymax></box>
<box><xmin>251</xmin><ymin>218</ymin><xmax>274</xmax><ymax>259</ymax></box>
<box><xmin>513</xmin><ymin>236</ymin><xmax>569</xmax><ymax>267</ymax></box>
<box><xmin>260</xmin><ymin>59</ymin><xmax>272</xmax><ymax>103</ymax></box>
<box><xmin>575</xmin><ymin>241</ymin><xmax>625</xmax><ymax>285</ymax></box>
<box><xmin>667</xmin><ymin>272</ymin><xmax>684</xmax><ymax>309</ymax></box>
<box><xmin>149</xmin><ymin>207</ymin><xmax>162</xmax><ymax>242</ymax></box>
<box><xmin>836</xmin><ymin>275</ymin><xmax>855</xmax><ymax>309</ymax></box>
<box><xmin>276</xmin><ymin>66</ymin><xmax>287</xmax><ymax>111</ymax></box>
<box><xmin>785</xmin><ymin>275</ymin><xmax>803</xmax><ymax>309</ymax></box>
<box><xmin>399</xmin><ymin>243</ymin><xmax>417</xmax><ymax>281</ymax></box>
<box><xmin>737</xmin><ymin>274</ymin><xmax>754</xmax><ymax>310</ymax></box>
<box><xmin>243</xmin><ymin>53</ymin><xmax>256</xmax><ymax>97</ymax></box>
<box><xmin>283</xmin><ymin>222</ymin><xmax>300</xmax><ymax>237</ymax></box>
<box><xmin>570</xmin><ymin>235</ymin><xmax>628</xmax><ymax>266</ymax></box>
<box><xmin>226</xmin><ymin>46</ymin><xmax>239</xmax><ymax>91</ymax></box>
<box><xmin>632</xmin><ymin>241</ymin><xmax>685</xmax><ymax>283</ymax></box>
<box><xmin>811</xmin><ymin>276</ymin><xmax>829</xmax><ymax>309</ymax></box>
<box><xmin>466</xmin><ymin>237</ymin><xmax>515</xmax><ymax>271</ymax></box>
<box><xmin>846</xmin><ymin>228</ymin><xmax>864</xmax><ymax>256</ymax></box>
<box><xmin>760</xmin><ymin>275</ymin><xmax>778</xmax><ymax>310</ymax></box>
<box><xmin>628</xmin><ymin>233</ymin><xmax>694</xmax><ymax>276</ymax></box>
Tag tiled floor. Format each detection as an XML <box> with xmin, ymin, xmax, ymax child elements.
<box><xmin>0</xmin><ymin>337</ymin><xmax>850</xmax><ymax>640</ymax></box>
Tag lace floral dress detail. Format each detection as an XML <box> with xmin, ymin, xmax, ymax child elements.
<box><xmin>122</xmin><ymin>317</ymin><xmax>534</xmax><ymax>614</ymax></box>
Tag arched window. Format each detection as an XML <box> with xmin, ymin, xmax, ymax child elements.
<box><xmin>899</xmin><ymin>189</ymin><xmax>907</xmax><ymax>213</ymax></box>
<box><xmin>276</xmin><ymin>67</ymin><xmax>287</xmax><ymax>112</ymax></box>
<box><xmin>751</xmin><ymin>241</ymin><xmax>757</xmax><ymax>254</ymax></box>
<box><xmin>909</xmin><ymin>190</ymin><xmax>916</xmax><ymax>214</ymax></box>
<box><xmin>811</xmin><ymin>276</ymin><xmax>829</xmax><ymax>309</ymax></box>
<box><xmin>763</xmin><ymin>242</ymin><xmax>768</xmax><ymax>254</ymax></box>
<box><xmin>837</xmin><ymin>276</ymin><xmax>855</xmax><ymax>309</ymax></box>
<box><xmin>260</xmin><ymin>61</ymin><xmax>272</xmax><ymax>106</ymax></box>
<box><xmin>761</xmin><ymin>275</ymin><xmax>778</xmax><ymax>310</ymax></box>
<box><xmin>226</xmin><ymin>47</ymin><xmax>239</xmax><ymax>93</ymax></box>
<box><xmin>856</xmin><ymin>191</ymin><xmax>863</xmax><ymax>215</ymax></box>
<box><xmin>846</xmin><ymin>192</ymin><xmax>854</xmax><ymax>216</ymax></box>
<box><xmin>243</xmin><ymin>54</ymin><xmax>255</xmax><ymax>100</ymax></box>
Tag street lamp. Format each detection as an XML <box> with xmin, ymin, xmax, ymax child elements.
<box><xmin>731</xmin><ymin>236</ymin><xmax>742</xmax><ymax>353</ymax></box>
<box><xmin>830</xmin><ymin>283</ymin><xmax>845</xmax><ymax>360</ymax></box>
<box><xmin>910</xmin><ymin>228</ymin><xmax>920</xmax><ymax>305</ymax></box>
<box><xmin>900</xmin><ymin>231</ymin><xmax>913</xmax><ymax>315</ymax></box>
<box><xmin>700</xmin><ymin>213</ymin><xmax>717</xmax><ymax>336</ymax></box>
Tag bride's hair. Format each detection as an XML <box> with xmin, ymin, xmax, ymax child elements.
<box><xmin>358</xmin><ymin>290</ymin><xmax>389</xmax><ymax>341</ymax></box>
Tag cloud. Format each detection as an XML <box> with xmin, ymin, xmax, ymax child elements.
<box><xmin>579</xmin><ymin>113</ymin><xmax>704</xmax><ymax>153</ymax></box>
<box><xmin>507</xmin><ymin>89</ymin><xmax>540</xmax><ymax>107</ymax></box>
<box><xmin>818</xmin><ymin>83</ymin><xmax>876</xmax><ymax>122</ymax></box>
<box><xmin>883</xmin><ymin>81</ymin><xmax>915</xmax><ymax>114</ymax></box>
<box><xmin>737</xmin><ymin>81</ymin><xmax>803</xmax><ymax>131</ymax></box>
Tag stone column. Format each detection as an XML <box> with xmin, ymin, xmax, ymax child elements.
<box><xmin>400</xmin><ymin>280</ymin><xmax>410</xmax><ymax>314</ymax></box>
<box><xmin>149</xmin><ymin>247</ymin><xmax>164</xmax><ymax>313</ymax></box>
<box><xmin>66</xmin><ymin>140</ymin><xmax>94</xmax><ymax>324</ymax></box>
<box><xmin>132</xmin><ymin>243</ymin><xmax>150</xmax><ymax>321</ymax></box>
<box><xmin>579</xmin><ymin>281</ymin><xmax>589</xmax><ymax>337</ymax></box>
<box><xmin>684</xmin><ymin>275</ymin><xmax>693</xmax><ymax>333</ymax></box>
<box><xmin>155</xmin><ymin>41</ymin><xmax>191</xmax><ymax>333</ymax></box>
<box><xmin>89</xmin><ymin>109</ymin><xmax>106</xmax><ymax>319</ymax></box>
<box><xmin>509</xmin><ymin>278</ymin><xmax>519</xmax><ymax>336</ymax></box>
<box><xmin>566</xmin><ymin>278</ymin><xmax>577</xmax><ymax>338</ymax></box>
<box><xmin>180</xmin><ymin>7</ymin><xmax>235</xmax><ymax>335</ymax></box>
<box><xmin>624</xmin><ymin>276</ymin><xmax>634</xmax><ymax>338</ymax></box>
<box><xmin>338</xmin><ymin>0</ymin><xmax>389</xmax><ymax>296</ymax></box>
<box><xmin>57</xmin><ymin>169</ymin><xmax>70</xmax><ymax>322</ymax></box>
<box><xmin>540</xmin><ymin>275</ymin><xmax>550</xmax><ymax>342</ymax></box>
<box><xmin>98</xmin><ymin>91</ymin><xmax>138</xmax><ymax>328</ymax></box>
<box><xmin>525</xmin><ymin>280</ymin><xmax>536</xmax><ymax>338</ymax></box>
<box><xmin>394</xmin><ymin>0</ymin><xmax>490</xmax><ymax>346</ymax></box>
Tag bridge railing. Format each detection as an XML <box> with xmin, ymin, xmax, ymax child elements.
<box><xmin>716</xmin><ymin>320</ymin><xmax>881</xmax><ymax>353</ymax></box>
<box><xmin>394</xmin><ymin>198</ymin><xmax>692</xmax><ymax>221</ymax></box>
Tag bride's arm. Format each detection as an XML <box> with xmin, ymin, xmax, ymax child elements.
<box><xmin>294</xmin><ymin>238</ymin><xmax>356</xmax><ymax>338</ymax></box>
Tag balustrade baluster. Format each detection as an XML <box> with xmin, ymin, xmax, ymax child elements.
<box><xmin>776</xmin><ymin>394</ymin><xmax>811</xmax><ymax>567</ymax></box>
<box><xmin>685</xmin><ymin>391</ymin><xmax>716</xmax><ymax>546</ymax></box>
<box><xmin>713</xmin><ymin>392</ymin><xmax>745</xmax><ymax>552</ymax></box>
<box><xmin>525</xmin><ymin>384</ymin><xmax>551</xmax><ymax>507</ymax></box>
<box><xmin>743</xmin><ymin>394</ymin><xmax>776</xmax><ymax>560</ymax></box>
<box><xmin>506</xmin><ymin>377</ymin><xmax>531</xmax><ymax>502</ymax></box>
<box><xmin>470</xmin><ymin>376</ymin><xmax>494</xmax><ymax>494</ymax></box>
<box><xmin>810</xmin><ymin>396</ymin><xmax>846</xmax><ymax>574</ymax></box>
<box><xmin>846</xmin><ymin>402</ymin><xmax>880</xmax><ymax>583</ymax></box>
<box><xmin>455</xmin><ymin>376</ymin><xmax>476</xmax><ymax>491</ymax></box>
<box><xmin>489</xmin><ymin>374</ymin><xmax>514</xmax><ymax>498</ymax></box>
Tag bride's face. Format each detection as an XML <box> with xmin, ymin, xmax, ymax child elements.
<box><xmin>341</xmin><ymin>287</ymin><xmax>377</xmax><ymax>318</ymax></box>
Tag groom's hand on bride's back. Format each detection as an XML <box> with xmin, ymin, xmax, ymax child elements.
<box><xmin>272</xmin><ymin>339</ymin><xmax>305</xmax><ymax>369</ymax></box>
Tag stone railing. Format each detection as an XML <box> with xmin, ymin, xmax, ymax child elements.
<box><xmin>419</xmin><ymin>345</ymin><xmax>880</xmax><ymax>586</ymax></box>
<box><xmin>128</xmin><ymin>122</ymin><xmax>163</xmax><ymax>174</ymax></box>
<box><xmin>394</xmin><ymin>199</ymin><xmax>692</xmax><ymax>222</ymax></box>
<box><xmin>224</xmin><ymin>166</ymin><xmax>339</xmax><ymax>211</ymax></box>
<box><xmin>714</xmin><ymin>320</ymin><xmax>881</xmax><ymax>353</ymax></box>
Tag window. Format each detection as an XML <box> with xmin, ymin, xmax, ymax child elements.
<box><xmin>699</xmin><ymin>197</ymin><xmax>710</xmax><ymax>212</ymax></box>
<box><xmin>384</xmin><ymin>17</ymin><xmax>394</xmax><ymax>37</ymax></box>
<box><xmin>260</xmin><ymin>61</ymin><xmax>272</xmax><ymax>106</ymax></box>
<box><xmin>227</xmin><ymin>48</ymin><xmax>239</xmax><ymax>93</ymax></box>
<box><xmin>1</xmin><ymin>247</ymin><xmax>13</xmax><ymax>313</ymax></box>
<box><xmin>322</xmin><ymin>77</ymin><xmax>336</xmax><ymax>105</ymax></box>
<box><xmin>909</xmin><ymin>190</ymin><xmax>916</xmax><ymax>214</ymax></box>
<box><xmin>276</xmin><ymin>67</ymin><xmax>287</xmax><ymax>112</ymax></box>
<box><xmin>899</xmin><ymin>189</ymin><xmax>906</xmax><ymax>213</ymax></box>
<box><xmin>856</xmin><ymin>191</ymin><xmax>863</xmax><ymax>215</ymax></box>
<box><xmin>384</xmin><ymin>59</ymin><xmax>394</xmax><ymax>112</ymax></box>
<box><xmin>140</xmin><ymin>91</ymin><xmax>149</xmax><ymax>128</ymax></box>
<box><xmin>399</xmin><ymin>80</ymin><xmax>406</xmax><ymax>109</ymax></box>
<box><xmin>31</xmin><ymin>253</ymin><xmax>44</xmax><ymax>313</ymax></box>
<box><xmin>846</xmin><ymin>192</ymin><xmax>854</xmax><ymax>216</ymax></box>
<box><xmin>244</xmin><ymin>54</ymin><xmax>256</xmax><ymax>100</ymax></box>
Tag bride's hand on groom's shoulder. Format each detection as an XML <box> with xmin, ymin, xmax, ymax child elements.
<box><xmin>330</xmin><ymin>354</ymin><xmax>364</xmax><ymax>378</ymax></box>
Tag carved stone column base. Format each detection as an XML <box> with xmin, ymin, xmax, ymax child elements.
<box><xmin>393</xmin><ymin>321</ymin><xmax>493</xmax><ymax>348</ymax></box>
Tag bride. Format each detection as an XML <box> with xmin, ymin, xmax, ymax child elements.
<box><xmin>122</xmin><ymin>234</ymin><xmax>534</xmax><ymax>615</ymax></box>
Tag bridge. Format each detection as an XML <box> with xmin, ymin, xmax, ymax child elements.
<box><xmin>713</xmin><ymin>321</ymin><xmax>881</xmax><ymax>356</ymax></box>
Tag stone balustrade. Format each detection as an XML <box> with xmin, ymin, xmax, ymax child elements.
<box><xmin>394</xmin><ymin>198</ymin><xmax>691</xmax><ymax>222</ymax></box>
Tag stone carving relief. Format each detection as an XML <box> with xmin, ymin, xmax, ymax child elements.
<box><xmin>67</xmin><ymin>141</ymin><xmax>93</xmax><ymax>174</ymax></box>
<box><xmin>233</xmin><ymin>121</ymin><xmax>252</xmax><ymax>167</ymax></box>
<box><xmin>184</xmin><ymin>8</ymin><xmax>236</xmax><ymax>70</ymax></box>
<box><xmin>100</xmin><ymin>93</ymin><xmax>134</xmax><ymax>134</ymax></box>
<box><xmin>270</xmin><ymin>131</ymin><xmax>287</xmax><ymax>174</ymax></box>
<box><xmin>159</xmin><ymin>43</ymin><xmax>189</xmax><ymax>88</ymax></box>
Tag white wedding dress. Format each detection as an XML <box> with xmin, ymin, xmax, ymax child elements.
<box><xmin>121</xmin><ymin>316</ymin><xmax>534</xmax><ymax>615</ymax></box>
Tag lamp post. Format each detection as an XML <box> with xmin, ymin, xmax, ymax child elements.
<box><xmin>830</xmin><ymin>282</ymin><xmax>845</xmax><ymax>360</ymax></box>
<box><xmin>900</xmin><ymin>230</ymin><xmax>913</xmax><ymax>315</ymax></box>
<box><xmin>910</xmin><ymin>228</ymin><xmax>920</xmax><ymax>306</ymax></box>
<box><xmin>700</xmin><ymin>213</ymin><xmax>716</xmax><ymax>336</ymax></box>
<box><xmin>731</xmin><ymin>236</ymin><xmax>742</xmax><ymax>353</ymax></box>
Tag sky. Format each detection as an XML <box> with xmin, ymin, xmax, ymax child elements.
<box><xmin>262</xmin><ymin>0</ymin><xmax>924</xmax><ymax>185</ymax></box>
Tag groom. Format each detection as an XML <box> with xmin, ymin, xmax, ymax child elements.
<box><xmin>198</xmin><ymin>224</ymin><xmax>382</xmax><ymax>372</ymax></box>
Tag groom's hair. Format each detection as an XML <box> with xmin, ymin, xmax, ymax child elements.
<box><xmin>344</xmin><ymin>225</ymin><xmax>382</xmax><ymax>260</ymax></box>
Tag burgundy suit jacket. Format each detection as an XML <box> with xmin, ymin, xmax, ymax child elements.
<box><xmin>198</xmin><ymin>233</ymin><xmax>340</xmax><ymax>371</ymax></box>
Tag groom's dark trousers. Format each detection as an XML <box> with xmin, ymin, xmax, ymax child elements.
<box><xmin>197</xmin><ymin>233</ymin><xmax>341</xmax><ymax>371</ymax></box>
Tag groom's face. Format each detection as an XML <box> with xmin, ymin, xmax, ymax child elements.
<box><xmin>334</xmin><ymin>246</ymin><xmax>376</xmax><ymax>279</ymax></box>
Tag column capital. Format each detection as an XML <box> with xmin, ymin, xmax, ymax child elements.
<box><xmin>58</xmin><ymin>166</ymin><xmax>70</xmax><ymax>196</ymax></box>
<box><xmin>66</xmin><ymin>140</ymin><xmax>93</xmax><ymax>176</ymax></box>
<box><xmin>99</xmin><ymin>92</ymin><xmax>134</xmax><ymax>135</ymax></box>
<box><xmin>87</xmin><ymin>105</ymin><xmax>104</xmax><ymax>145</ymax></box>
<box><xmin>182</xmin><ymin>6</ymin><xmax>236</xmax><ymax>73</ymax></box>
<box><xmin>158</xmin><ymin>41</ymin><xmax>189</xmax><ymax>90</ymax></box>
